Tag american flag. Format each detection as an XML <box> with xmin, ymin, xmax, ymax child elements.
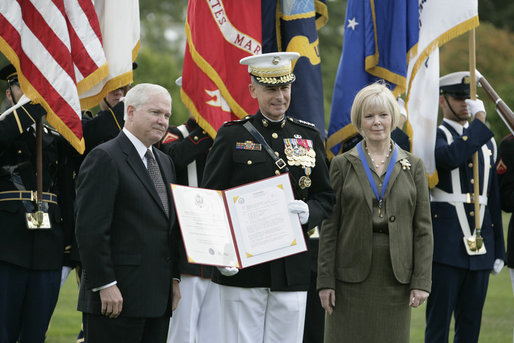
<box><xmin>0</xmin><ymin>0</ymin><xmax>108</xmax><ymax>154</ymax></box>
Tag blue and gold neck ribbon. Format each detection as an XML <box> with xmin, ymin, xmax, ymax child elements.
<box><xmin>356</xmin><ymin>141</ymin><xmax>399</xmax><ymax>211</ymax></box>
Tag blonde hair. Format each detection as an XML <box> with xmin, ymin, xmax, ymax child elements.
<box><xmin>350</xmin><ymin>82</ymin><xmax>400</xmax><ymax>134</ymax></box>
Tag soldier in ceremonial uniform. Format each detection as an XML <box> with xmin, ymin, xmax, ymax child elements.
<box><xmin>158</xmin><ymin>78</ymin><xmax>221</xmax><ymax>343</ymax></box>
<box><xmin>496</xmin><ymin>134</ymin><xmax>514</xmax><ymax>295</ymax></box>
<box><xmin>0</xmin><ymin>63</ymin><xmax>125</xmax><ymax>343</ymax></box>
<box><xmin>425</xmin><ymin>71</ymin><xmax>505</xmax><ymax>343</ymax></box>
<box><xmin>201</xmin><ymin>52</ymin><xmax>335</xmax><ymax>343</ymax></box>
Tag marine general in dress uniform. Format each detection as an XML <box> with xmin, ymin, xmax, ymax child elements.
<box><xmin>201</xmin><ymin>52</ymin><xmax>335</xmax><ymax>343</ymax></box>
<box><xmin>425</xmin><ymin>71</ymin><xmax>506</xmax><ymax>343</ymax></box>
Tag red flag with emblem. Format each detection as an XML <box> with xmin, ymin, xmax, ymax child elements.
<box><xmin>182</xmin><ymin>0</ymin><xmax>261</xmax><ymax>138</ymax></box>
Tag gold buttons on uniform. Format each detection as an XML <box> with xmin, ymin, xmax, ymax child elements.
<box><xmin>434</xmin><ymin>214</ymin><xmax>438</xmax><ymax>219</ymax></box>
<box><xmin>468</xmin><ymin>163</ymin><xmax>473</xmax><ymax>168</ymax></box>
<box><xmin>275</xmin><ymin>170</ymin><xmax>280</xmax><ymax>175</ymax></box>
<box><xmin>272</xmin><ymin>133</ymin><xmax>278</xmax><ymax>139</ymax></box>
<box><xmin>18</xmin><ymin>150</ymin><xmax>22</xmax><ymax>154</ymax></box>
<box><xmin>389</xmin><ymin>216</ymin><xmax>396</xmax><ymax>222</ymax></box>
<box><xmin>469</xmin><ymin>211</ymin><xmax>475</xmax><ymax>216</ymax></box>
<box><xmin>275</xmin><ymin>151</ymin><xmax>279</xmax><ymax>157</ymax></box>
<box><xmin>247</xmin><ymin>160</ymin><xmax>252</xmax><ymax>165</ymax></box>
<box><xmin>194</xmin><ymin>136</ymin><xmax>198</xmax><ymax>141</ymax></box>
<box><xmin>470</xmin><ymin>178</ymin><xmax>474</xmax><ymax>184</ymax></box>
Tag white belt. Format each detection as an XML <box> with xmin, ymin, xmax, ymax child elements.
<box><xmin>430</xmin><ymin>187</ymin><xmax>488</xmax><ymax>206</ymax></box>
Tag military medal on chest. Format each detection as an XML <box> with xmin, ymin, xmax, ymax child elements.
<box><xmin>283</xmin><ymin>138</ymin><xmax>316</xmax><ymax>189</ymax></box>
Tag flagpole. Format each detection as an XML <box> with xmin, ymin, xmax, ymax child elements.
<box><xmin>35</xmin><ymin>117</ymin><xmax>44</xmax><ymax>226</ymax></box>
<box><xmin>469</xmin><ymin>29</ymin><xmax>483</xmax><ymax>250</ymax></box>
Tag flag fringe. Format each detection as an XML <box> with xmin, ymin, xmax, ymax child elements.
<box><xmin>180</xmin><ymin>87</ymin><xmax>218</xmax><ymax>139</ymax></box>
<box><xmin>80</xmin><ymin>71</ymin><xmax>133</xmax><ymax>109</ymax></box>
<box><xmin>315</xmin><ymin>1</ymin><xmax>328</xmax><ymax>30</ymax></box>
<box><xmin>406</xmin><ymin>16</ymin><xmax>479</xmax><ymax>105</ymax></box>
<box><xmin>184</xmin><ymin>21</ymin><xmax>249</xmax><ymax>120</ymax></box>
<box><xmin>76</xmin><ymin>63</ymin><xmax>109</xmax><ymax>95</ymax></box>
<box><xmin>326</xmin><ymin>123</ymin><xmax>358</xmax><ymax>159</ymax></box>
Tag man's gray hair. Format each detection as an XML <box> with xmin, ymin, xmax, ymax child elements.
<box><xmin>123</xmin><ymin>83</ymin><xmax>172</xmax><ymax>120</ymax></box>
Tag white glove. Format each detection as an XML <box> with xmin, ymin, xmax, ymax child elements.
<box><xmin>288</xmin><ymin>200</ymin><xmax>309</xmax><ymax>224</ymax></box>
<box><xmin>491</xmin><ymin>258</ymin><xmax>504</xmax><ymax>275</ymax></box>
<box><xmin>465</xmin><ymin>99</ymin><xmax>486</xmax><ymax>117</ymax></box>
<box><xmin>60</xmin><ymin>266</ymin><xmax>72</xmax><ymax>288</ymax></box>
<box><xmin>217</xmin><ymin>266</ymin><xmax>239</xmax><ymax>277</ymax></box>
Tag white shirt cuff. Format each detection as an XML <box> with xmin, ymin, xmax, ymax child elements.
<box><xmin>92</xmin><ymin>281</ymin><xmax>117</xmax><ymax>292</ymax></box>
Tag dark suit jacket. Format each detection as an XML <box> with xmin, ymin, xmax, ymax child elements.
<box><xmin>75</xmin><ymin>131</ymin><xmax>180</xmax><ymax>318</ymax></box>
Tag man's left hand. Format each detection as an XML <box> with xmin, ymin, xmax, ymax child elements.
<box><xmin>288</xmin><ymin>200</ymin><xmax>309</xmax><ymax>224</ymax></box>
<box><xmin>172</xmin><ymin>279</ymin><xmax>181</xmax><ymax>311</ymax></box>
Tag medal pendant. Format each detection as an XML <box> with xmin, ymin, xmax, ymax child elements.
<box><xmin>299</xmin><ymin>176</ymin><xmax>306</xmax><ymax>189</ymax></box>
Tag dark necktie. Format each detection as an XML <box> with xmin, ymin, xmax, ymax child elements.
<box><xmin>145</xmin><ymin>149</ymin><xmax>169</xmax><ymax>217</ymax></box>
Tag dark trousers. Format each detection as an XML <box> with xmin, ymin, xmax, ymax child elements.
<box><xmin>425</xmin><ymin>262</ymin><xmax>490</xmax><ymax>343</ymax></box>
<box><xmin>0</xmin><ymin>261</ymin><xmax>60</xmax><ymax>343</ymax></box>
<box><xmin>83</xmin><ymin>312</ymin><xmax>170</xmax><ymax>343</ymax></box>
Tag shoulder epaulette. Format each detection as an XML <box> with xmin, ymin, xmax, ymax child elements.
<box><xmin>224</xmin><ymin>115</ymin><xmax>252</xmax><ymax>126</ymax></box>
<box><xmin>287</xmin><ymin>116</ymin><xmax>317</xmax><ymax>129</ymax></box>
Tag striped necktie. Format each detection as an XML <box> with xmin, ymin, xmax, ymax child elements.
<box><xmin>145</xmin><ymin>149</ymin><xmax>169</xmax><ymax>217</ymax></box>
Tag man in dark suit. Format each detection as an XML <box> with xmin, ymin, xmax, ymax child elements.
<box><xmin>425</xmin><ymin>71</ymin><xmax>505</xmax><ymax>343</ymax></box>
<box><xmin>201</xmin><ymin>52</ymin><xmax>334</xmax><ymax>343</ymax></box>
<box><xmin>75</xmin><ymin>83</ymin><xmax>181</xmax><ymax>343</ymax></box>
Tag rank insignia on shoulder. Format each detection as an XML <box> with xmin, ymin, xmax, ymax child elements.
<box><xmin>225</xmin><ymin>115</ymin><xmax>252</xmax><ymax>126</ymax></box>
<box><xmin>236</xmin><ymin>141</ymin><xmax>262</xmax><ymax>151</ymax></box>
<box><xmin>161</xmin><ymin>132</ymin><xmax>179</xmax><ymax>144</ymax></box>
<box><xmin>288</xmin><ymin>117</ymin><xmax>315</xmax><ymax>127</ymax></box>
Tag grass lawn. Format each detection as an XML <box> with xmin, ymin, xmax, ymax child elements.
<box><xmin>46</xmin><ymin>228</ymin><xmax>514</xmax><ymax>343</ymax></box>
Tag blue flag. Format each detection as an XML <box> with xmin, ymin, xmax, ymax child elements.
<box><xmin>262</xmin><ymin>0</ymin><xmax>328</xmax><ymax>140</ymax></box>
<box><xmin>326</xmin><ymin>0</ymin><xmax>418</xmax><ymax>157</ymax></box>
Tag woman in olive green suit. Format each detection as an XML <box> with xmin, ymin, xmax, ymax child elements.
<box><xmin>317</xmin><ymin>83</ymin><xmax>433</xmax><ymax>343</ymax></box>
